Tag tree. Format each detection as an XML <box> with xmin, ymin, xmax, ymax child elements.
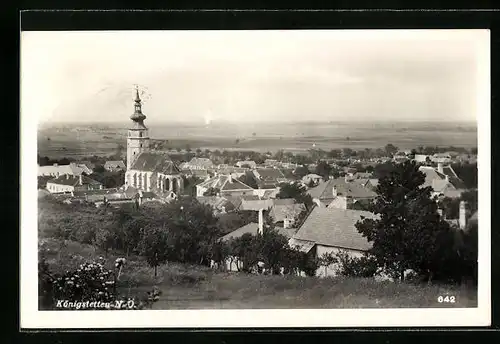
<box><xmin>315</xmin><ymin>161</ymin><xmax>332</xmax><ymax>180</ymax></box>
<box><xmin>372</xmin><ymin>161</ymin><xmax>396</xmax><ymax>180</ymax></box>
<box><xmin>342</xmin><ymin>148</ymin><xmax>354</xmax><ymax>158</ymax></box>
<box><xmin>293</xmin><ymin>165</ymin><xmax>310</xmax><ymax>179</ymax></box>
<box><xmin>334</xmin><ymin>251</ymin><xmax>378</xmax><ymax>278</ymax></box>
<box><xmin>356</xmin><ymin>160</ymin><xmax>459</xmax><ymax>282</ymax></box>
<box><xmin>183</xmin><ymin>176</ymin><xmax>202</xmax><ymax>196</ymax></box>
<box><xmin>384</xmin><ymin>143</ymin><xmax>399</xmax><ymax>156</ymax></box>
<box><xmin>327</xmin><ymin>149</ymin><xmax>341</xmax><ymax>159</ymax></box>
<box><xmin>217</xmin><ymin>210</ymin><xmax>258</xmax><ymax>235</ymax></box>
<box><xmin>318</xmin><ymin>252</ymin><xmax>337</xmax><ymax>276</ymax></box>
<box><xmin>228</xmin><ymin>233</ymin><xmax>260</xmax><ymax>272</ymax></box>
<box><xmin>93</xmin><ymin>164</ymin><xmax>105</xmax><ymax>173</ymax></box>
<box><xmin>160</xmin><ymin>198</ymin><xmax>220</xmax><ymax>265</ymax></box>
<box><xmin>276</xmin><ymin>182</ymin><xmax>313</xmax><ymax>210</ymax></box>
<box><xmin>137</xmin><ymin>224</ymin><xmax>169</xmax><ymax>277</ymax></box>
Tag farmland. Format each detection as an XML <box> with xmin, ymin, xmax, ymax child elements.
<box><xmin>37</xmin><ymin>121</ymin><xmax>477</xmax><ymax>158</ymax></box>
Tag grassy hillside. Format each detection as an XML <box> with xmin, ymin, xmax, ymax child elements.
<box><xmin>39</xmin><ymin>238</ymin><xmax>477</xmax><ymax>309</ymax></box>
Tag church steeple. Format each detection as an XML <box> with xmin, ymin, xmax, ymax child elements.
<box><xmin>126</xmin><ymin>85</ymin><xmax>150</xmax><ymax>171</ymax></box>
<box><xmin>131</xmin><ymin>86</ymin><xmax>146</xmax><ymax>123</ymax></box>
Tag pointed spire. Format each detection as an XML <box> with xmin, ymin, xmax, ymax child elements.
<box><xmin>135</xmin><ymin>85</ymin><xmax>141</xmax><ymax>102</ymax></box>
<box><xmin>130</xmin><ymin>85</ymin><xmax>146</xmax><ymax>122</ymax></box>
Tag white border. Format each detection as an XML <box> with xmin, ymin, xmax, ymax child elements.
<box><xmin>20</xmin><ymin>29</ymin><xmax>491</xmax><ymax>328</ymax></box>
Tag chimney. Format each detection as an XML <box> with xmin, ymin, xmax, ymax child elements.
<box><xmin>459</xmin><ymin>201</ymin><xmax>467</xmax><ymax>230</ymax></box>
<box><xmin>228</xmin><ymin>174</ymin><xmax>233</xmax><ymax>183</ymax></box>
<box><xmin>258</xmin><ymin>208</ymin><xmax>264</xmax><ymax>235</ymax></box>
<box><xmin>79</xmin><ymin>174</ymin><xmax>83</xmax><ymax>185</ymax></box>
<box><xmin>284</xmin><ymin>217</ymin><xmax>290</xmax><ymax>229</ymax></box>
<box><xmin>437</xmin><ymin>208</ymin><xmax>443</xmax><ymax>217</ymax></box>
<box><xmin>53</xmin><ymin>163</ymin><xmax>58</xmax><ymax>167</ymax></box>
<box><xmin>66</xmin><ymin>174</ymin><xmax>69</xmax><ymax>180</ymax></box>
<box><xmin>437</xmin><ymin>163</ymin><xmax>444</xmax><ymax>174</ymax></box>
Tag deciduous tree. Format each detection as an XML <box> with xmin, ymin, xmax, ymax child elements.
<box><xmin>356</xmin><ymin>160</ymin><xmax>459</xmax><ymax>282</ymax></box>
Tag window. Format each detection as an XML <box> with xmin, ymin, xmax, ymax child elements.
<box><xmin>139</xmin><ymin>132</ymin><xmax>142</xmax><ymax>138</ymax></box>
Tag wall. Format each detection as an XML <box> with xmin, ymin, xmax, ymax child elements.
<box><xmin>46</xmin><ymin>182</ymin><xmax>74</xmax><ymax>194</ymax></box>
<box><xmin>315</xmin><ymin>245</ymin><xmax>365</xmax><ymax>278</ymax></box>
<box><xmin>221</xmin><ymin>190</ymin><xmax>253</xmax><ymax>197</ymax></box>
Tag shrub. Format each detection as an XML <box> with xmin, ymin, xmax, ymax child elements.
<box><xmin>335</xmin><ymin>251</ymin><xmax>378</xmax><ymax>278</ymax></box>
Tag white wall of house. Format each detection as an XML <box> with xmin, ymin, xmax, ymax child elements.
<box><xmin>315</xmin><ymin>245</ymin><xmax>365</xmax><ymax>277</ymax></box>
<box><xmin>46</xmin><ymin>182</ymin><xmax>74</xmax><ymax>194</ymax></box>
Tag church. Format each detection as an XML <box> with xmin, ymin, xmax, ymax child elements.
<box><xmin>124</xmin><ymin>87</ymin><xmax>184</xmax><ymax>197</ymax></box>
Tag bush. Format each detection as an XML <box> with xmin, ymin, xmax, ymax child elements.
<box><xmin>335</xmin><ymin>252</ymin><xmax>378</xmax><ymax>278</ymax></box>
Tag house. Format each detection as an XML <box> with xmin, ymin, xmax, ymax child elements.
<box><xmin>38</xmin><ymin>162</ymin><xmax>92</xmax><ymax>177</ymax></box>
<box><xmin>364</xmin><ymin>179</ymin><xmax>379</xmax><ymax>191</ymax></box>
<box><xmin>418</xmin><ymin>163</ymin><xmax>466</xmax><ymax>198</ymax></box>
<box><xmin>104</xmin><ymin>160</ymin><xmax>126</xmax><ymax>172</ymax></box>
<box><xmin>196</xmin><ymin>174</ymin><xmax>254</xmax><ymax>197</ymax></box>
<box><xmin>307</xmin><ymin>177</ymin><xmax>377</xmax><ymax>210</ymax></box>
<box><xmin>431</xmin><ymin>153</ymin><xmax>452</xmax><ymax>164</ymax></box>
<box><xmin>219</xmin><ymin>209</ymin><xmax>298</xmax><ymax>272</ymax></box>
<box><xmin>269</xmin><ymin>203</ymin><xmax>306</xmax><ymax>229</ymax></box>
<box><xmin>253</xmin><ymin>188</ymin><xmax>279</xmax><ymax>199</ymax></box>
<box><xmin>252</xmin><ymin>168</ymin><xmax>288</xmax><ymax>188</ymax></box>
<box><xmin>181</xmin><ymin>168</ymin><xmax>213</xmax><ymax>181</ymax></box>
<box><xmin>302</xmin><ymin>174</ymin><xmax>323</xmax><ymax>186</ymax></box>
<box><xmin>236</xmin><ymin>160</ymin><xmax>257</xmax><ymax>169</ymax></box>
<box><xmin>196</xmin><ymin>196</ymin><xmax>241</xmax><ymax>215</ymax></box>
<box><xmin>181</xmin><ymin>157</ymin><xmax>215</xmax><ymax>170</ymax></box>
<box><xmin>46</xmin><ymin>174</ymin><xmax>103</xmax><ymax>194</ymax></box>
<box><xmin>264</xmin><ymin>159</ymin><xmax>279</xmax><ymax>167</ymax></box>
<box><xmin>414</xmin><ymin>154</ymin><xmax>430</xmax><ymax>163</ymax></box>
<box><xmin>353</xmin><ymin>172</ymin><xmax>373</xmax><ymax>179</ymax></box>
<box><xmin>215</xmin><ymin>167</ymin><xmax>248</xmax><ymax>176</ymax></box>
<box><xmin>279</xmin><ymin>168</ymin><xmax>301</xmax><ymax>182</ymax></box>
<box><xmin>240</xmin><ymin>197</ymin><xmax>295</xmax><ymax>212</ymax></box>
<box><xmin>289</xmin><ymin>207</ymin><xmax>378</xmax><ymax>277</ymax></box>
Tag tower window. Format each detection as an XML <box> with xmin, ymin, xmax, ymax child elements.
<box><xmin>139</xmin><ymin>132</ymin><xmax>142</xmax><ymax>137</ymax></box>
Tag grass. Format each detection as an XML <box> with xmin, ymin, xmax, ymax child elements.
<box><xmin>39</xmin><ymin>238</ymin><xmax>477</xmax><ymax>309</ymax></box>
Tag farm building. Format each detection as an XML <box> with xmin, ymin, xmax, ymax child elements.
<box><xmin>46</xmin><ymin>174</ymin><xmax>103</xmax><ymax>194</ymax></box>
<box><xmin>289</xmin><ymin>207</ymin><xmax>378</xmax><ymax>277</ymax></box>
<box><xmin>196</xmin><ymin>174</ymin><xmax>255</xmax><ymax>197</ymax></box>
<box><xmin>38</xmin><ymin>162</ymin><xmax>92</xmax><ymax>177</ymax></box>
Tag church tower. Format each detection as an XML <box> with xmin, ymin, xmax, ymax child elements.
<box><xmin>127</xmin><ymin>87</ymin><xmax>150</xmax><ymax>170</ymax></box>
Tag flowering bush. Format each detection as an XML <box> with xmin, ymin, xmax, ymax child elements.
<box><xmin>40</xmin><ymin>256</ymin><xmax>162</xmax><ymax>310</ymax></box>
<box><xmin>51</xmin><ymin>260</ymin><xmax>116</xmax><ymax>304</ymax></box>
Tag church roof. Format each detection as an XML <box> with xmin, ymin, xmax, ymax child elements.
<box><xmin>130</xmin><ymin>152</ymin><xmax>181</xmax><ymax>174</ymax></box>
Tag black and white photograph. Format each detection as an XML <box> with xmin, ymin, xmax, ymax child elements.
<box><xmin>21</xmin><ymin>29</ymin><xmax>490</xmax><ymax>328</ymax></box>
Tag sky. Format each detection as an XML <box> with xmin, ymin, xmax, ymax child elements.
<box><xmin>21</xmin><ymin>30</ymin><xmax>488</xmax><ymax>125</ymax></box>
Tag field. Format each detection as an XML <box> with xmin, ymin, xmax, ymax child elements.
<box><xmin>40</xmin><ymin>237</ymin><xmax>477</xmax><ymax>309</ymax></box>
<box><xmin>37</xmin><ymin>121</ymin><xmax>478</xmax><ymax>158</ymax></box>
